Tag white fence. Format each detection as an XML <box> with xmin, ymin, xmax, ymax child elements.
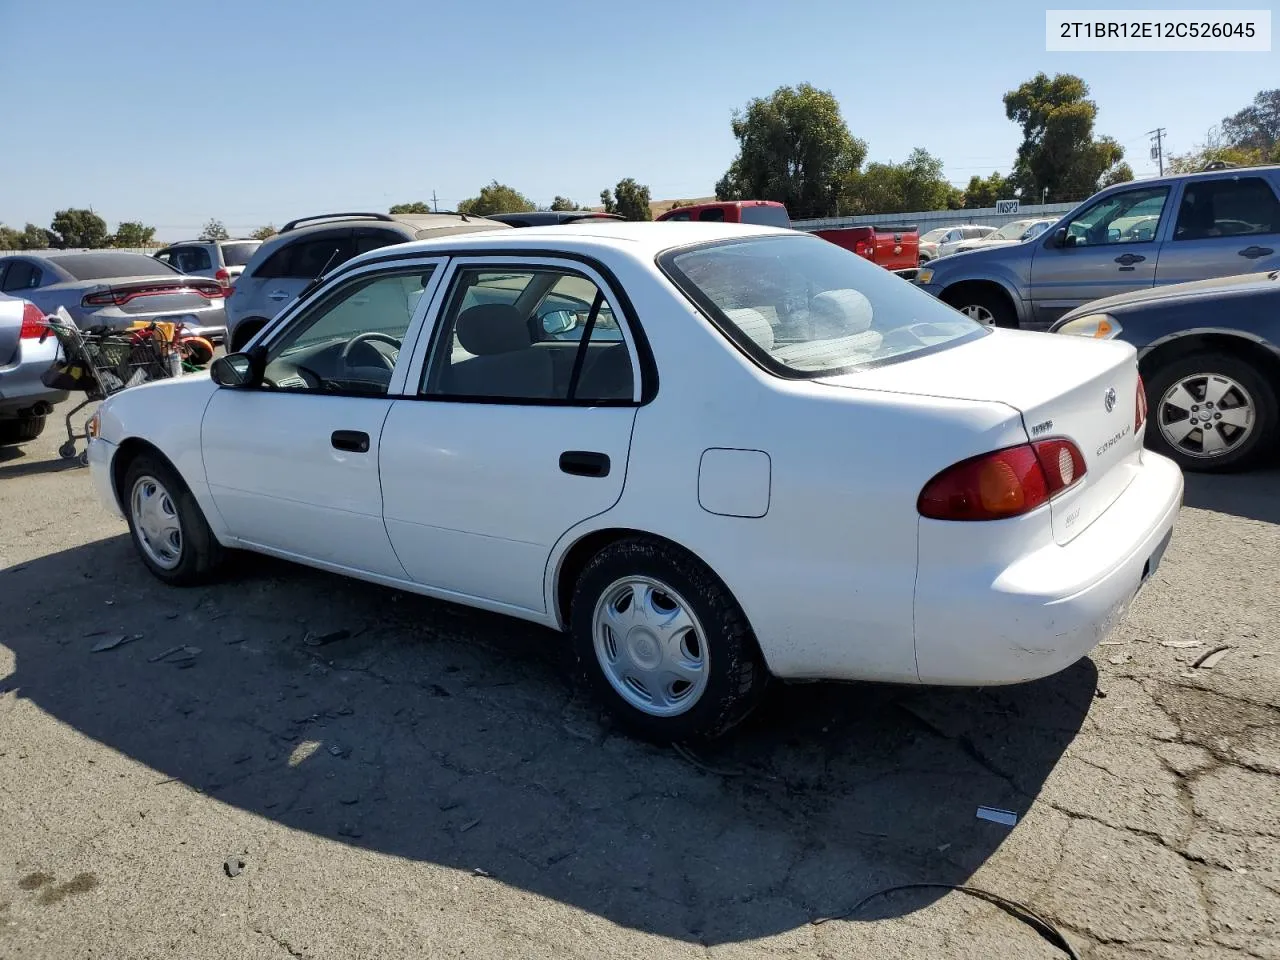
<box><xmin>793</xmin><ymin>201</ymin><xmax>1078</xmax><ymax>233</ymax></box>
<box><xmin>0</xmin><ymin>247</ymin><xmax>157</xmax><ymax>257</ymax></box>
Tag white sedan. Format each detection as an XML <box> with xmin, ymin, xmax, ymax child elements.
<box><xmin>87</xmin><ymin>222</ymin><xmax>1184</xmax><ymax>740</ymax></box>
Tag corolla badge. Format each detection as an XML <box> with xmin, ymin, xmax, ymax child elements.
<box><xmin>1104</xmin><ymin>386</ymin><xmax>1117</xmax><ymax>413</ymax></box>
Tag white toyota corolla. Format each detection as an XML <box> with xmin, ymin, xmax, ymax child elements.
<box><xmin>87</xmin><ymin>222</ymin><xmax>1183</xmax><ymax>740</ymax></box>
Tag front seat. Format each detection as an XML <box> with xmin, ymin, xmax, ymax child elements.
<box><xmin>444</xmin><ymin>304</ymin><xmax>555</xmax><ymax>399</ymax></box>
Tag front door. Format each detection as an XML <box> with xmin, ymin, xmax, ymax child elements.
<box><xmin>1028</xmin><ymin>184</ymin><xmax>1171</xmax><ymax>326</ymax></box>
<box><xmin>202</xmin><ymin>259</ymin><xmax>444</xmax><ymax>577</ymax></box>
<box><xmin>1154</xmin><ymin>174</ymin><xmax>1280</xmax><ymax>286</ymax></box>
<box><xmin>380</xmin><ymin>258</ymin><xmax>641</xmax><ymax>614</ymax></box>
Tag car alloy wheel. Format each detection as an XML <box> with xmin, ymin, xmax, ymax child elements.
<box><xmin>1157</xmin><ymin>372</ymin><xmax>1255</xmax><ymax>460</ymax></box>
<box><xmin>960</xmin><ymin>304</ymin><xmax>995</xmax><ymax>325</ymax></box>
<box><xmin>591</xmin><ymin>575</ymin><xmax>710</xmax><ymax>717</ymax></box>
<box><xmin>130</xmin><ymin>474</ymin><xmax>184</xmax><ymax>570</ymax></box>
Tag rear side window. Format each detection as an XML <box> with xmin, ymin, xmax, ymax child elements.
<box><xmin>739</xmin><ymin>205</ymin><xmax>792</xmax><ymax>228</ymax></box>
<box><xmin>219</xmin><ymin>242</ymin><xmax>259</xmax><ymax>266</ymax></box>
<box><xmin>1174</xmin><ymin>177</ymin><xmax>1280</xmax><ymax>241</ymax></box>
<box><xmin>1</xmin><ymin>261</ymin><xmax>41</xmax><ymax>292</ymax></box>
<box><xmin>256</xmin><ymin>235</ymin><xmax>355</xmax><ymax>279</ymax></box>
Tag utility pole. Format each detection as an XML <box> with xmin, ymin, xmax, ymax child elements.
<box><xmin>1147</xmin><ymin>128</ymin><xmax>1166</xmax><ymax>176</ymax></box>
<box><xmin>432</xmin><ymin>190</ymin><xmax>439</xmax><ymax>213</ymax></box>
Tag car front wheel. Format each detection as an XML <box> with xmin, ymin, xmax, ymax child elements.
<box><xmin>1144</xmin><ymin>352</ymin><xmax>1278</xmax><ymax>472</ymax></box>
<box><xmin>122</xmin><ymin>453</ymin><xmax>226</xmax><ymax>584</ymax></box>
<box><xmin>570</xmin><ymin>537</ymin><xmax>767</xmax><ymax>742</ymax></box>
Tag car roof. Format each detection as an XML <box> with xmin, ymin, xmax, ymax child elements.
<box><xmin>486</xmin><ymin>211</ymin><xmax>625</xmax><ymax>226</ymax></box>
<box><xmin>1097</xmin><ymin>164</ymin><xmax>1280</xmax><ymax>193</ymax></box>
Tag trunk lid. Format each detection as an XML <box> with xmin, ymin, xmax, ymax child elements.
<box><xmin>818</xmin><ymin>328</ymin><xmax>1144</xmax><ymax>544</ymax></box>
<box><xmin>85</xmin><ymin>275</ymin><xmax>220</xmax><ymax>316</ymax></box>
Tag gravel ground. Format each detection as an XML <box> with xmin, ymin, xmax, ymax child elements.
<box><xmin>1</xmin><ymin>399</ymin><xmax>1278</xmax><ymax>959</ymax></box>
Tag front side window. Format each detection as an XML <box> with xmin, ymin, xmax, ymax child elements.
<box><xmin>1174</xmin><ymin>177</ymin><xmax>1280</xmax><ymax>241</ymax></box>
<box><xmin>423</xmin><ymin>266</ymin><xmax>634</xmax><ymax>402</ymax></box>
<box><xmin>259</xmin><ymin>268</ymin><xmax>433</xmax><ymax>394</ymax></box>
<box><xmin>661</xmin><ymin>234</ymin><xmax>983</xmax><ymax>377</ymax></box>
<box><xmin>1063</xmin><ymin>187</ymin><xmax>1170</xmax><ymax>247</ymax></box>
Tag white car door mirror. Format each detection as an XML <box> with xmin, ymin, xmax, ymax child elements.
<box><xmin>541</xmin><ymin>310</ymin><xmax>577</xmax><ymax>336</ymax></box>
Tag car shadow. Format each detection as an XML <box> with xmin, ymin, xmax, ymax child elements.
<box><xmin>2</xmin><ymin>536</ymin><xmax>1094</xmax><ymax>945</ymax></box>
<box><xmin>1181</xmin><ymin>462</ymin><xmax>1280</xmax><ymax>525</ymax></box>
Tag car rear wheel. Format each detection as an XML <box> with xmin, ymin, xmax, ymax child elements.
<box><xmin>942</xmin><ymin>286</ymin><xmax>1017</xmax><ymax>328</ymax></box>
<box><xmin>122</xmin><ymin>453</ymin><xmax>226</xmax><ymax>584</ymax></box>
<box><xmin>1144</xmin><ymin>352</ymin><xmax>1278</xmax><ymax>473</ymax></box>
<box><xmin>0</xmin><ymin>416</ymin><xmax>46</xmax><ymax>446</ymax></box>
<box><xmin>570</xmin><ymin>537</ymin><xmax>767</xmax><ymax>742</ymax></box>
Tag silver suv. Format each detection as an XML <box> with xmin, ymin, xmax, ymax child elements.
<box><xmin>153</xmin><ymin>239</ymin><xmax>262</xmax><ymax>290</ymax></box>
<box><xmin>223</xmin><ymin>212</ymin><xmax>510</xmax><ymax>351</ymax></box>
<box><xmin>916</xmin><ymin>165</ymin><xmax>1280</xmax><ymax>329</ymax></box>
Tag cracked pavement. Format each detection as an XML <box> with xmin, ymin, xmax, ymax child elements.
<box><xmin>1</xmin><ymin>408</ymin><xmax>1278</xmax><ymax>959</ymax></box>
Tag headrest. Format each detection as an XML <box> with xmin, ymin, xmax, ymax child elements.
<box><xmin>455</xmin><ymin>304</ymin><xmax>530</xmax><ymax>356</ymax></box>
<box><xmin>810</xmin><ymin>289</ymin><xmax>873</xmax><ymax>336</ymax></box>
<box><xmin>724</xmin><ymin>307</ymin><xmax>775</xmax><ymax>352</ymax></box>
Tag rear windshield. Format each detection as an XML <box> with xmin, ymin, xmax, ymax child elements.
<box><xmin>739</xmin><ymin>205</ymin><xmax>792</xmax><ymax>228</ymax></box>
<box><xmin>659</xmin><ymin>234</ymin><xmax>984</xmax><ymax>377</ymax></box>
<box><xmin>219</xmin><ymin>242</ymin><xmax>259</xmax><ymax>266</ymax></box>
<box><xmin>53</xmin><ymin>253</ymin><xmax>178</xmax><ymax>280</ymax></box>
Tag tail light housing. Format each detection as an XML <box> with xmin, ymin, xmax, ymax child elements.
<box><xmin>1136</xmin><ymin>375</ymin><xmax>1148</xmax><ymax>432</ymax></box>
<box><xmin>854</xmin><ymin>239</ymin><xmax>874</xmax><ymax>258</ymax></box>
<box><xmin>918</xmin><ymin>439</ymin><xmax>1087</xmax><ymax>521</ymax></box>
<box><xmin>215</xmin><ymin>267</ymin><xmax>232</xmax><ymax>288</ymax></box>
<box><xmin>82</xmin><ymin>281</ymin><xmax>223</xmax><ymax>307</ymax></box>
<box><xmin>19</xmin><ymin>302</ymin><xmax>46</xmax><ymax>338</ymax></box>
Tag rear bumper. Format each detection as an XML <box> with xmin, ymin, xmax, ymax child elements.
<box><xmin>0</xmin><ymin>335</ymin><xmax>68</xmax><ymax>416</ymax></box>
<box><xmin>914</xmin><ymin>451</ymin><xmax>1184</xmax><ymax>685</ymax></box>
<box><xmin>87</xmin><ymin>305</ymin><xmax>227</xmax><ymax>342</ymax></box>
<box><xmin>87</xmin><ymin>436</ymin><xmax>123</xmax><ymax>517</ymax></box>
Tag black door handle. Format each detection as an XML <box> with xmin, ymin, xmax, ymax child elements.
<box><xmin>1114</xmin><ymin>253</ymin><xmax>1146</xmax><ymax>266</ymax></box>
<box><xmin>1239</xmin><ymin>245</ymin><xmax>1274</xmax><ymax>259</ymax></box>
<box><xmin>331</xmin><ymin>430</ymin><xmax>370</xmax><ymax>453</ymax></box>
<box><xmin>559</xmin><ymin>450</ymin><xmax>610</xmax><ymax>478</ymax></box>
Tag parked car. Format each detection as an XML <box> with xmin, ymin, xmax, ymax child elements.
<box><xmin>919</xmin><ymin>224</ymin><xmax>997</xmax><ymax>262</ymax></box>
<box><xmin>1052</xmin><ymin>270</ymin><xmax>1280</xmax><ymax>472</ymax></box>
<box><xmin>153</xmin><ymin>239</ymin><xmax>262</xmax><ymax>291</ymax></box>
<box><xmin>486</xmin><ymin>211</ymin><xmax>625</xmax><ymax>227</ymax></box>
<box><xmin>224</xmin><ymin>212</ymin><xmax>510</xmax><ymax>352</ymax></box>
<box><xmin>655</xmin><ymin>200</ymin><xmax>791</xmax><ymax>227</ymax></box>
<box><xmin>915</xmin><ymin>165</ymin><xmax>1280</xmax><ymax>329</ymax></box>
<box><xmin>0</xmin><ymin>294</ymin><xmax>65</xmax><ymax>445</ymax></box>
<box><xmin>952</xmin><ymin>218</ymin><xmax>1056</xmax><ymax>253</ymax></box>
<box><xmin>87</xmin><ymin>222</ymin><xmax>1182</xmax><ymax>740</ymax></box>
<box><xmin>809</xmin><ymin>224</ymin><xmax>920</xmax><ymax>272</ymax></box>
<box><xmin>0</xmin><ymin>252</ymin><xmax>228</xmax><ymax>342</ymax></box>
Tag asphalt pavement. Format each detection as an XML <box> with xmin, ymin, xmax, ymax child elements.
<box><xmin>1</xmin><ymin>398</ymin><xmax>1278</xmax><ymax>959</ymax></box>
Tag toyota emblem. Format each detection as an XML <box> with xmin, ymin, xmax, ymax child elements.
<box><xmin>1104</xmin><ymin>387</ymin><xmax>1117</xmax><ymax>413</ymax></box>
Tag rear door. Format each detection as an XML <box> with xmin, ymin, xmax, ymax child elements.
<box><xmin>1154</xmin><ymin>174</ymin><xmax>1280</xmax><ymax>286</ymax></box>
<box><xmin>1028</xmin><ymin>184</ymin><xmax>1171</xmax><ymax>327</ymax></box>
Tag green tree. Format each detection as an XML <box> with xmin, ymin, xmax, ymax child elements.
<box><xmin>715</xmin><ymin>83</ymin><xmax>866</xmax><ymax>219</ymax></box>
<box><xmin>14</xmin><ymin>223</ymin><xmax>54</xmax><ymax>249</ymax></box>
<box><xmin>389</xmin><ymin>201</ymin><xmax>432</xmax><ymax>214</ymax></box>
<box><xmin>962</xmin><ymin>171</ymin><xmax>1011</xmax><ymax>208</ymax></box>
<box><xmin>600</xmin><ymin>178</ymin><xmax>652</xmax><ymax>221</ymax></box>
<box><xmin>50</xmin><ymin>208</ymin><xmax>110</xmax><ymax>249</ymax></box>
<box><xmin>250</xmin><ymin>224</ymin><xmax>278</xmax><ymax>240</ymax></box>
<box><xmin>199</xmin><ymin>218</ymin><xmax>229</xmax><ymax>241</ymax></box>
<box><xmin>111</xmin><ymin>221</ymin><xmax>156</xmax><ymax>247</ymax></box>
<box><xmin>1220</xmin><ymin>89</ymin><xmax>1280</xmax><ymax>154</ymax></box>
<box><xmin>549</xmin><ymin>196</ymin><xmax>580</xmax><ymax>211</ymax></box>
<box><xmin>0</xmin><ymin>225</ymin><xmax>21</xmax><ymax>249</ymax></box>
<box><xmin>840</xmin><ymin>148</ymin><xmax>956</xmax><ymax>214</ymax></box>
<box><xmin>1003</xmin><ymin>73</ymin><xmax>1130</xmax><ymax>203</ymax></box>
<box><xmin>457</xmin><ymin>181</ymin><xmax>535</xmax><ymax>216</ymax></box>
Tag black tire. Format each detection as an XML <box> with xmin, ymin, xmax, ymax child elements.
<box><xmin>1143</xmin><ymin>352</ymin><xmax>1278</xmax><ymax>473</ymax></box>
<box><xmin>570</xmin><ymin>537</ymin><xmax>768</xmax><ymax>742</ymax></box>
<box><xmin>121</xmin><ymin>452</ymin><xmax>226</xmax><ymax>585</ymax></box>
<box><xmin>942</xmin><ymin>285</ymin><xmax>1017</xmax><ymax>328</ymax></box>
<box><xmin>228</xmin><ymin>318</ymin><xmax>268</xmax><ymax>353</ymax></box>
<box><xmin>0</xmin><ymin>415</ymin><xmax>46</xmax><ymax>446</ymax></box>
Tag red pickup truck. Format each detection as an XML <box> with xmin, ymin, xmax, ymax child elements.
<box><xmin>656</xmin><ymin>201</ymin><xmax>919</xmax><ymax>273</ymax></box>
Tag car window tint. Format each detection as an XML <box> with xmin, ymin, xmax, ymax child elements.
<box><xmin>740</xmin><ymin>205</ymin><xmax>791</xmax><ymax>228</ymax></box>
<box><xmin>258</xmin><ymin>235</ymin><xmax>354</xmax><ymax>279</ymax></box>
<box><xmin>354</xmin><ymin>230</ymin><xmax>405</xmax><ymax>255</ymax></box>
<box><xmin>219</xmin><ymin>242</ymin><xmax>259</xmax><ymax>266</ymax></box>
<box><xmin>698</xmin><ymin>208</ymin><xmax>727</xmax><ymax>222</ymax></box>
<box><xmin>1174</xmin><ymin>177</ymin><xmax>1280</xmax><ymax>241</ymax></box>
<box><xmin>1065</xmin><ymin>187</ymin><xmax>1169</xmax><ymax>246</ymax></box>
<box><xmin>261</xmin><ymin>268</ymin><xmax>433</xmax><ymax>394</ymax></box>
<box><xmin>423</xmin><ymin>266</ymin><xmax>635</xmax><ymax>402</ymax></box>
<box><xmin>172</xmin><ymin>247</ymin><xmax>212</xmax><ymax>272</ymax></box>
<box><xmin>665</xmin><ymin>211</ymin><xmax>692</xmax><ymax>221</ymax></box>
<box><xmin>1</xmin><ymin>261</ymin><xmax>41</xmax><ymax>292</ymax></box>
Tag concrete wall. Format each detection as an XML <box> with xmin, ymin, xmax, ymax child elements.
<box><xmin>0</xmin><ymin>247</ymin><xmax>157</xmax><ymax>258</ymax></box>
<box><xmin>793</xmin><ymin>201</ymin><xmax>1077</xmax><ymax>233</ymax></box>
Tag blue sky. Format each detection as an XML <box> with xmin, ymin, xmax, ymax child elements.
<box><xmin>2</xmin><ymin>0</ymin><xmax>1274</xmax><ymax>240</ymax></box>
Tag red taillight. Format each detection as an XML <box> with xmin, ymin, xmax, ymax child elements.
<box><xmin>198</xmin><ymin>282</ymin><xmax>225</xmax><ymax>299</ymax></box>
<box><xmin>918</xmin><ymin>439</ymin><xmax>1087</xmax><ymax>521</ymax></box>
<box><xmin>81</xmin><ymin>282</ymin><xmax>223</xmax><ymax>307</ymax></box>
<box><xmin>19</xmin><ymin>302</ymin><xmax>45</xmax><ymax>338</ymax></box>
<box><xmin>215</xmin><ymin>268</ymin><xmax>232</xmax><ymax>288</ymax></box>
<box><xmin>854</xmin><ymin>240</ymin><xmax>874</xmax><ymax>257</ymax></box>
<box><xmin>82</xmin><ymin>290</ymin><xmax>122</xmax><ymax>306</ymax></box>
<box><xmin>1136</xmin><ymin>375</ymin><xmax>1147</xmax><ymax>432</ymax></box>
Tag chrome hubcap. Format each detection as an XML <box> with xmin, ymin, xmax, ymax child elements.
<box><xmin>1158</xmin><ymin>373</ymin><xmax>1255</xmax><ymax>459</ymax></box>
<box><xmin>592</xmin><ymin>576</ymin><xmax>709</xmax><ymax>717</ymax></box>
<box><xmin>130</xmin><ymin>475</ymin><xmax>183</xmax><ymax>570</ymax></box>
<box><xmin>960</xmin><ymin>304</ymin><xmax>994</xmax><ymax>325</ymax></box>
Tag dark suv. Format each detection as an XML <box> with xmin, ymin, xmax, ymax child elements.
<box><xmin>224</xmin><ymin>212</ymin><xmax>509</xmax><ymax>351</ymax></box>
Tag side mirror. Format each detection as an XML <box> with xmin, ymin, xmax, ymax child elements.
<box><xmin>1053</xmin><ymin>227</ymin><xmax>1069</xmax><ymax>248</ymax></box>
<box><xmin>541</xmin><ymin>310</ymin><xmax>577</xmax><ymax>336</ymax></box>
<box><xmin>210</xmin><ymin>352</ymin><xmax>256</xmax><ymax>387</ymax></box>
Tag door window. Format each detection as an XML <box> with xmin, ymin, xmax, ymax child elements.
<box><xmin>1063</xmin><ymin>187</ymin><xmax>1170</xmax><ymax>246</ymax></box>
<box><xmin>1174</xmin><ymin>177</ymin><xmax>1280</xmax><ymax>241</ymax></box>
<box><xmin>423</xmin><ymin>266</ymin><xmax>635</xmax><ymax>402</ymax></box>
<box><xmin>259</xmin><ymin>267</ymin><xmax>434</xmax><ymax>394</ymax></box>
<box><xmin>1</xmin><ymin>261</ymin><xmax>41</xmax><ymax>292</ymax></box>
<box><xmin>257</xmin><ymin>234</ymin><xmax>355</xmax><ymax>279</ymax></box>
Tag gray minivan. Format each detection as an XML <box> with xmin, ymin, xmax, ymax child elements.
<box><xmin>916</xmin><ymin>166</ymin><xmax>1280</xmax><ymax>329</ymax></box>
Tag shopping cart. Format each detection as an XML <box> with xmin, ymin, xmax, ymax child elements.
<box><xmin>38</xmin><ymin>311</ymin><xmax>183</xmax><ymax>462</ymax></box>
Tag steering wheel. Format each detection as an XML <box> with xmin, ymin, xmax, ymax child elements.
<box><xmin>339</xmin><ymin>331</ymin><xmax>401</xmax><ymax>372</ymax></box>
